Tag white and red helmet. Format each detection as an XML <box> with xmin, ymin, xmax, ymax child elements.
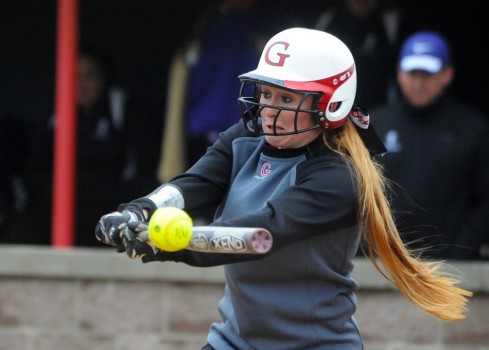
<box><xmin>238</xmin><ymin>27</ymin><xmax>357</xmax><ymax>134</ymax></box>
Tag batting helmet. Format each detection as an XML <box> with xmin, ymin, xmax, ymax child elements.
<box><xmin>238</xmin><ymin>27</ymin><xmax>357</xmax><ymax>134</ymax></box>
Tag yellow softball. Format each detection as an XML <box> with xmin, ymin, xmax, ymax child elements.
<box><xmin>148</xmin><ymin>207</ymin><xmax>193</xmax><ymax>252</ymax></box>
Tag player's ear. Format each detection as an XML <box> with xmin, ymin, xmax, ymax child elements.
<box><xmin>328</xmin><ymin>102</ymin><xmax>341</xmax><ymax>112</ymax></box>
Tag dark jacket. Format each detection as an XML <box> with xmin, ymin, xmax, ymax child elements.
<box><xmin>372</xmin><ymin>95</ymin><xmax>489</xmax><ymax>259</ymax></box>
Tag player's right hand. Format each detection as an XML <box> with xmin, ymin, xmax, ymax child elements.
<box><xmin>121</xmin><ymin>221</ymin><xmax>159</xmax><ymax>260</ymax></box>
<box><xmin>95</xmin><ymin>210</ymin><xmax>144</xmax><ymax>247</ymax></box>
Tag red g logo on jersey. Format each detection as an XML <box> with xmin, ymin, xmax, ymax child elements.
<box><xmin>264</xmin><ymin>41</ymin><xmax>290</xmax><ymax>66</ymax></box>
<box><xmin>261</xmin><ymin>162</ymin><xmax>272</xmax><ymax>177</ymax></box>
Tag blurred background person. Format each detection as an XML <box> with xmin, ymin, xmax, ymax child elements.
<box><xmin>3</xmin><ymin>46</ymin><xmax>158</xmax><ymax>246</ymax></box>
<box><xmin>70</xmin><ymin>46</ymin><xmax>158</xmax><ymax>246</ymax></box>
<box><xmin>156</xmin><ymin>0</ymin><xmax>283</xmax><ymax>223</ymax></box>
<box><xmin>371</xmin><ymin>31</ymin><xmax>489</xmax><ymax>260</ymax></box>
<box><xmin>0</xmin><ymin>113</ymin><xmax>34</xmax><ymax>243</ymax></box>
<box><xmin>315</xmin><ymin>0</ymin><xmax>405</xmax><ymax>108</ymax></box>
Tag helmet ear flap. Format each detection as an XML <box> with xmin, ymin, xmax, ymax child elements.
<box><xmin>327</xmin><ymin>101</ymin><xmax>348</xmax><ymax>120</ymax></box>
<box><xmin>319</xmin><ymin>101</ymin><xmax>341</xmax><ymax>129</ymax></box>
<box><xmin>322</xmin><ymin>69</ymin><xmax>357</xmax><ymax>129</ymax></box>
<box><xmin>322</xmin><ymin>101</ymin><xmax>353</xmax><ymax>129</ymax></box>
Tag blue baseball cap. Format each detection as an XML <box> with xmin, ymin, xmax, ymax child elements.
<box><xmin>399</xmin><ymin>31</ymin><xmax>451</xmax><ymax>73</ymax></box>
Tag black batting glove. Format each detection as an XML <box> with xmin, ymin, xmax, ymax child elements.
<box><xmin>95</xmin><ymin>203</ymin><xmax>146</xmax><ymax>247</ymax></box>
<box><xmin>121</xmin><ymin>221</ymin><xmax>159</xmax><ymax>260</ymax></box>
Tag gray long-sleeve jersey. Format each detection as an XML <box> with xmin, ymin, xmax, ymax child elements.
<box><xmin>136</xmin><ymin>122</ymin><xmax>364</xmax><ymax>349</ymax></box>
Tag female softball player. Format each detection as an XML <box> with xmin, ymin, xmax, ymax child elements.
<box><xmin>95</xmin><ymin>28</ymin><xmax>471</xmax><ymax>349</ymax></box>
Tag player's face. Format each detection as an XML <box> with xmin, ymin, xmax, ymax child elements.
<box><xmin>259</xmin><ymin>85</ymin><xmax>322</xmax><ymax>149</ymax></box>
<box><xmin>397</xmin><ymin>67</ymin><xmax>453</xmax><ymax>108</ymax></box>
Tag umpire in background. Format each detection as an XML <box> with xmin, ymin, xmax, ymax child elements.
<box><xmin>372</xmin><ymin>31</ymin><xmax>489</xmax><ymax>260</ymax></box>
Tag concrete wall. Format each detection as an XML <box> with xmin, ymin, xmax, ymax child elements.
<box><xmin>0</xmin><ymin>245</ymin><xmax>488</xmax><ymax>350</ymax></box>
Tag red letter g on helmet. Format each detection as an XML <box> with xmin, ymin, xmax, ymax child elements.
<box><xmin>264</xmin><ymin>41</ymin><xmax>290</xmax><ymax>67</ymax></box>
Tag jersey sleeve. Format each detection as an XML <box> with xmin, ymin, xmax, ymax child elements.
<box><xmin>149</xmin><ymin>153</ymin><xmax>360</xmax><ymax>267</ymax></box>
<box><xmin>133</xmin><ymin>122</ymin><xmax>251</xmax><ymax>216</ymax></box>
<box><xmin>218</xmin><ymin>154</ymin><xmax>359</xmax><ymax>246</ymax></box>
<box><xmin>169</xmin><ymin>123</ymin><xmax>249</xmax><ymax>213</ymax></box>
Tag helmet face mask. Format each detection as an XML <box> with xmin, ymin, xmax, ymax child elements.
<box><xmin>239</xmin><ymin>82</ymin><xmax>324</xmax><ymax>135</ymax></box>
<box><xmin>238</xmin><ymin>28</ymin><xmax>357</xmax><ymax>136</ymax></box>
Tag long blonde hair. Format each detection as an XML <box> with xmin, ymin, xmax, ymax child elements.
<box><xmin>324</xmin><ymin>119</ymin><xmax>472</xmax><ymax>321</ymax></box>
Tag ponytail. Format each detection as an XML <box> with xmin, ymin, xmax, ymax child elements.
<box><xmin>323</xmin><ymin>119</ymin><xmax>472</xmax><ymax>321</ymax></box>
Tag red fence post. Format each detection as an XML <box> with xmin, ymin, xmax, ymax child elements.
<box><xmin>52</xmin><ymin>0</ymin><xmax>79</xmax><ymax>247</ymax></box>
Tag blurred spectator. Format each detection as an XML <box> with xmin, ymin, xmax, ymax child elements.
<box><xmin>0</xmin><ymin>114</ymin><xmax>35</xmax><ymax>243</ymax></box>
<box><xmin>71</xmin><ymin>46</ymin><xmax>159</xmax><ymax>245</ymax></box>
<box><xmin>156</xmin><ymin>0</ymin><xmax>282</xmax><ymax>223</ymax></box>
<box><xmin>2</xmin><ymin>46</ymin><xmax>158</xmax><ymax>246</ymax></box>
<box><xmin>371</xmin><ymin>31</ymin><xmax>489</xmax><ymax>260</ymax></box>
<box><xmin>315</xmin><ymin>0</ymin><xmax>404</xmax><ymax>108</ymax></box>
<box><xmin>157</xmin><ymin>0</ymin><xmax>278</xmax><ymax>182</ymax></box>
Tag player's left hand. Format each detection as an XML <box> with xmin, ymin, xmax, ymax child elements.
<box><xmin>120</xmin><ymin>221</ymin><xmax>159</xmax><ymax>260</ymax></box>
<box><xmin>95</xmin><ymin>203</ymin><xmax>147</xmax><ymax>247</ymax></box>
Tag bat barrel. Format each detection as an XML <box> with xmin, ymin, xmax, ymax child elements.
<box><xmin>189</xmin><ymin>227</ymin><xmax>273</xmax><ymax>254</ymax></box>
<box><xmin>137</xmin><ymin>224</ymin><xmax>273</xmax><ymax>254</ymax></box>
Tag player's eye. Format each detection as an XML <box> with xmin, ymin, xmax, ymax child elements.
<box><xmin>261</xmin><ymin>91</ymin><xmax>293</xmax><ymax>103</ymax></box>
<box><xmin>281</xmin><ymin>95</ymin><xmax>293</xmax><ymax>103</ymax></box>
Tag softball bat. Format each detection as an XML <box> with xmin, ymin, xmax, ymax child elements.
<box><xmin>141</xmin><ymin>207</ymin><xmax>273</xmax><ymax>254</ymax></box>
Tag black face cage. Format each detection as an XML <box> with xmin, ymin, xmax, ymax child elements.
<box><xmin>238</xmin><ymin>81</ymin><xmax>325</xmax><ymax>136</ymax></box>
